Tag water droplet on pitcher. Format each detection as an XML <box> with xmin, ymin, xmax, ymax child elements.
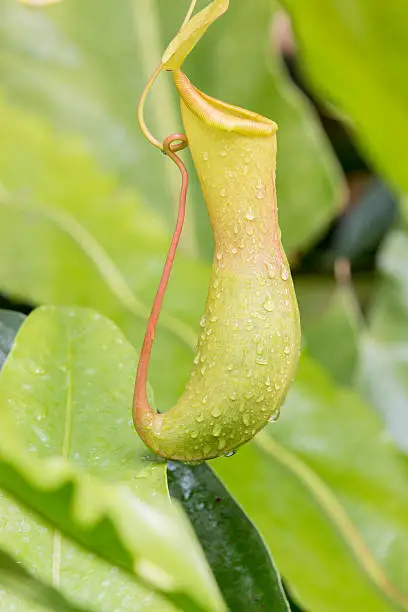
<box><xmin>213</xmin><ymin>423</ymin><xmax>222</xmax><ymax>437</ymax></box>
<box><xmin>220</xmin><ymin>188</ymin><xmax>227</xmax><ymax>198</ymax></box>
<box><xmin>212</xmin><ymin>406</ymin><xmax>222</xmax><ymax>418</ymax></box>
<box><xmin>268</xmin><ymin>409</ymin><xmax>280</xmax><ymax>423</ymax></box>
<box><xmin>264</xmin><ymin>297</ymin><xmax>274</xmax><ymax>312</ymax></box>
<box><xmin>200</xmin><ymin>316</ymin><xmax>206</xmax><ymax>327</ymax></box>
<box><xmin>246</xmin><ymin>208</ymin><xmax>256</xmax><ymax>221</ymax></box>
<box><xmin>225</xmin><ymin>450</ymin><xmax>235</xmax><ymax>457</ymax></box>
<box><xmin>203</xmin><ymin>151</ymin><xmax>209</xmax><ymax>161</ymax></box>
<box><xmin>284</xmin><ymin>345</ymin><xmax>291</xmax><ymax>355</ymax></box>
<box><xmin>242</xmin><ymin>413</ymin><xmax>250</xmax><ymax>426</ymax></box>
<box><xmin>256</xmin><ymin>357</ymin><xmax>269</xmax><ymax>365</ymax></box>
<box><xmin>281</xmin><ymin>266</ymin><xmax>289</xmax><ymax>281</ymax></box>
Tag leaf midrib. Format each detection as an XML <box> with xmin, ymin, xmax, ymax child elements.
<box><xmin>255</xmin><ymin>431</ymin><xmax>408</xmax><ymax>611</ymax></box>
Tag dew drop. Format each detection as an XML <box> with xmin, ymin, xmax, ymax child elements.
<box><xmin>274</xmin><ymin>382</ymin><xmax>281</xmax><ymax>390</ymax></box>
<box><xmin>210</xmin><ymin>315</ymin><xmax>218</xmax><ymax>323</ymax></box>
<box><xmin>256</xmin><ymin>181</ymin><xmax>266</xmax><ymax>199</ymax></box>
<box><xmin>213</xmin><ymin>423</ymin><xmax>222</xmax><ymax>437</ymax></box>
<box><xmin>203</xmin><ymin>151</ymin><xmax>209</xmax><ymax>161</ymax></box>
<box><xmin>246</xmin><ymin>208</ymin><xmax>256</xmax><ymax>221</ymax></box>
<box><xmin>281</xmin><ymin>266</ymin><xmax>289</xmax><ymax>281</ymax></box>
<box><xmin>200</xmin><ymin>316</ymin><xmax>206</xmax><ymax>327</ymax></box>
<box><xmin>231</xmin><ymin>246</ymin><xmax>238</xmax><ymax>254</ymax></box>
<box><xmin>266</xmin><ymin>262</ymin><xmax>277</xmax><ymax>279</ymax></box>
<box><xmin>224</xmin><ymin>450</ymin><xmax>235</xmax><ymax>457</ymax></box>
<box><xmin>245</xmin><ymin>390</ymin><xmax>253</xmax><ymax>400</ymax></box>
<box><xmin>212</xmin><ymin>406</ymin><xmax>222</xmax><ymax>418</ymax></box>
<box><xmin>284</xmin><ymin>346</ymin><xmax>291</xmax><ymax>355</ymax></box>
<box><xmin>256</xmin><ymin>357</ymin><xmax>269</xmax><ymax>366</ymax></box>
<box><xmin>242</xmin><ymin>413</ymin><xmax>250</xmax><ymax>426</ymax></box>
<box><xmin>218</xmin><ymin>438</ymin><xmax>227</xmax><ymax>450</ymax></box>
<box><xmin>230</xmin><ymin>391</ymin><xmax>237</xmax><ymax>401</ymax></box>
<box><xmin>216</xmin><ymin>251</ymin><xmax>223</xmax><ymax>261</ymax></box>
<box><xmin>196</xmin><ymin>413</ymin><xmax>204</xmax><ymax>423</ymax></box>
<box><xmin>202</xmin><ymin>395</ymin><xmax>208</xmax><ymax>405</ymax></box>
<box><xmin>265</xmin><ymin>375</ymin><xmax>271</xmax><ymax>387</ymax></box>
<box><xmin>263</xmin><ymin>297</ymin><xmax>274</xmax><ymax>312</ymax></box>
<box><xmin>213</xmin><ymin>278</ymin><xmax>219</xmax><ymax>289</ymax></box>
<box><xmin>268</xmin><ymin>409</ymin><xmax>280</xmax><ymax>423</ymax></box>
<box><xmin>220</xmin><ymin>188</ymin><xmax>227</xmax><ymax>197</ymax></box>
<box><xmin>256</xmin><ymin>341</ymin><xmax>264</xmax><ymax>356</ymax></box>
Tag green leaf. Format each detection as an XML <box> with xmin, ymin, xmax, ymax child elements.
<box><xmin>162</xmin><ymin>0</ymin><xmax>229</xmax><ymax>70</ymax></box>
<box><xmin>213</xmin><ymin>354</ymin><xmax>408</xmax><ymax>612</ymax></box>
<box><xmin>280</xmin><ymin>0</ymin><xmax>408</xmax><ymax>193</ymax></box>
<box><xmin>0</xmin><ymin>0</ymin><xmax>343</xmax><ymax>257</ymax></box>
<box><xmin>0</xmin><ymin>549</ymin><xmax>92</xmax><ymax>612</ymax></box>
<box><xmin>304</xmin><ymin>283</ymin><xmax>362</xmax><ymax>386</ymax></box>
<box><xmin>0</xmin><ymin>309</ymin><xmax>25</xmax><ymax>371</ymax></box>
<box><xmin>0</xmin><ymin>306</ymin><xmax>225</xmax><ymax>612</ymax></box>
<box><xmin>357</xmin><ymin>230</ymin><xmax>408</xmax><ymax>452</ymax></box>
<box><xmin>168</xmin><ymin>462</ymin><xmax>290</xmax><ymax>612</ymax></box>
<box><xmin>0</xmin><ymin>96</ymin><xmax>207</xmax><ymax>409</ymax></box>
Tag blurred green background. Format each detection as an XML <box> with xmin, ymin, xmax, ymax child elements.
<box><xmin>1</xmin><ymin>0</ymin><xmax>408</xmax><ymax>610</ymax></box>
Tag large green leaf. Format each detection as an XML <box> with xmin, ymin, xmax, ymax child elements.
<box><xmin>168</xmin><ymin>462</ymin><xmax>290</xmax><ymax>612</ymax></box>
<box><xmin>357</xmin><ymin>230</ymin><xmax>408</xmax><ymax>452</ymax></box>
<box><xmin>214</xmin><ymin>355</ymin><xmax>408</xmax><ymax>612</ymax></box>
<box><xmin>280</xmin><ymin>0</ymin><xmax>408</xmax><ymax>193</ymax></box>
<box><xmin>0</xmin><ymin>309</ymin><xmax>25</xmax><ymax>371</ymax></box>
<box><xmin>0</xmin><ymin>96</ymin><xmax>207</xmax><ymax>409</ymax></box>
<box><xmin>0</xmin><ymin>306</ymin><xmax>225</xmax><ymax>612</ymax></box>
<box><xmin>304</xmin><ymin>283</ymin><xmax>362</xmax><ymax>386</ymax></box>
<box><xmin>0</xmin><ymin>549</ymin><xmax>92</xmax><ymax>612</ymax></box>
<box><xmin>0</xmin><ymin>0</ymin><xmax>343</xmax><ymax>257</ymax></box>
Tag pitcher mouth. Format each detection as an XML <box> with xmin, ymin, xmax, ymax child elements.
<box><xmin>173</xmin><ymin>70</ymin><xmax>277</xmax><ymax>137</ymax></box>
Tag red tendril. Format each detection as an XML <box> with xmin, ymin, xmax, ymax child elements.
<box><xmin>133</xmin><ymin>133</ymin><xmax>189</xmax><ymax>426</ymax></box>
